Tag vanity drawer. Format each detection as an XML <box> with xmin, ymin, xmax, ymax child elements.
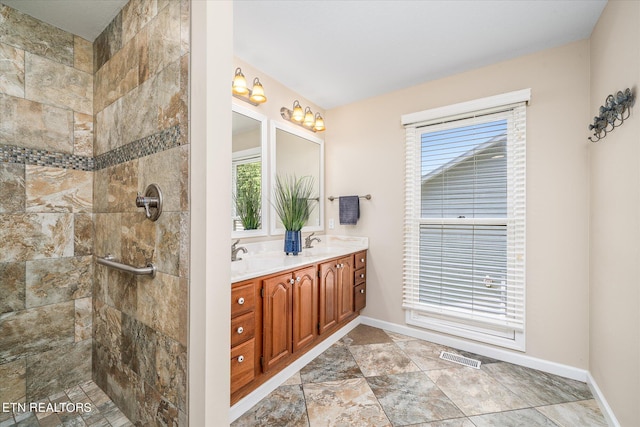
<box><xmin>231</xmin><ymin>311</ymin><xmax>255</xmax><ymax>347</ymax></box>
<box><xmin>355</xmin><ymin>268</ymin><xmax>366</xmax><ymax>286</ymax></box>
<box><xmin>231</xmin><ymin>338</ymin><xmax>255</xmax><ymax>394</ymax></box>
<box><xmin>354</xmin><ymin>283</ymin><xmax>366</xmax><ymax>312</ymax></box>
<box><xmin>232</xmin><ymin>282</ymin><xmax>256</xmax><ymax>317</ymax></box>
<box><xmin>355</xmin><ymin>251</ymin><xmax>367</xmax><ymax>270</ymax></box>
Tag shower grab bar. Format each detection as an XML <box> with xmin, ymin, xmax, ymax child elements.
<box><xmin>96</xmin><ymin>255</ymin><xmax>157</xmax><ymax>278</ymax></box>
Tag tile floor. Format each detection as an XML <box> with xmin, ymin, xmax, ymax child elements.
<box><xmin>232</xmin><ymin>325</ymin><xmax>608</xmax><ymax>427</ymax></box>
<box><xmin>0</xmin><ymin>381</ymin><xmax>132</xmax><ymax>427</ymax></box>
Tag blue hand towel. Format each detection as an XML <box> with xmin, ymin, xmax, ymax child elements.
<box><xmin>339</xmin><ymin>196</ymin><xmax>360</xmax><ymax>225</ymax></box>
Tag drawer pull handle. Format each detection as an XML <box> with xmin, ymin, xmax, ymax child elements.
<box><xmin>360</xmin><ymin>289</ymin><xmax>365</xmax><ymax>294</ymax></box>
<box><xmin>360</xmin><ymin>273</ymin><xmax>365</xmax><ymax>279</ymax></box>
<box><xmin>237</xmin><ymin>297</ymin><xmax>245</xmax><ymax>305</ymax></box>
<box><xmin>360</xmin><ymin>258</ymin><xmax>365</xmax><ymax>263</ymax></box>
<box><xmin>237</xmin><ymin>355</ymin><xmax>244</xmax><ymax>363</ymax></box>
<box><xmin>237</xmin><ymin>327</ymin><xmax>244</xmax><ymax>334</ymax></box>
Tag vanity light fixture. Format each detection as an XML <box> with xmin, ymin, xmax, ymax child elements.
<box><xmin>281</xmin><ymin>100</ymin><xmax>326</xmax><ymax>132</ymax></box>
<box><xmin>232</xmin><ymin>67</ymin><xmax>267</xmax><ymax>106</ymax></box>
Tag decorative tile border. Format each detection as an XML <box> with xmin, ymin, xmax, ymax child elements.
<box><xmin>0</xmin><ymin>144</ymin><xmax>95</xmax><ymax>171</ymax></box>
<box><xmin>0</xmin><ymin>125</ymin><xmax>183</xmax><ymax>171</ymax></box>
<box><xmin>94</xmin><ymin>125</ymin><xmax>182</xmax><ymax>170</ymax></box>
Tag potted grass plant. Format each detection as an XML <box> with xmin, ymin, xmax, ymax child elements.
<box><xmin>234</xmin><ymin>179</ymin><xmax>261</xmax><ymax>230</ymax></box>
<box><xmin>272</xmin><ymin>174</ymin><xmax>316</xmax><ymax>255</ymax></box>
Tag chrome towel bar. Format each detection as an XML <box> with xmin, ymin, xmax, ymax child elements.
<box><xmin>328</xmin><ymin>194</ymin><xmax>371</xmax><ymax>201</ymax></box>
<box><xmin>96</xmin><ymin>255</ymin><xmax>157</xmax><ymax>278</ymax></box>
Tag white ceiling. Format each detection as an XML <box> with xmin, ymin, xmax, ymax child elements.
<box><xmin>235</xmin><ymin>0</ymin><xmax>607</xmax><ymax>109</ymax></box>
<box><xmin>2</xmin><ymin>0</ymin><xmax>128</xmax><ymax>41</ymax></box>
<box><xmin>2</xmin><ymin>0</ymin><xmax>607</xmax><ymax>109</ymax></box>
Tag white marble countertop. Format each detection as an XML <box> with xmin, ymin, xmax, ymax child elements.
<box><xmin>231</xmin><ymin>235</ymin><xmax>368</xmax><ymax>283</ymax></box>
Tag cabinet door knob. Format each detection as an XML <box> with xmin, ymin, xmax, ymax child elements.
<box><xmin>360</xmin><ymin>289</ymin><xmax>365</xmax><ymax>294</ymax></box>
<box><xmin>237</xmin><ymin>297</ymin><xmax>245</xmax><ymax>305</ymax></box>
<box><xmin>237</xmin><ymin>355</ymin><xmax>244</xmax><ymax>363</ymax></box>
<box><xmin>360</xmin><ymin>258</ymin><xmax>365</xmax><ymax>263</ymax></box>
<box><xmin>289</xmin><ymin>278</ymin><xmax>295</xmax><ymax>285</ymax></box>
<box><xmin>340</xmin><ymin>263</ymin><xmax>344</xmax><ymax>268</ymax></box>
<box><xmin>296</xmin><ymin>276</ymin><xmax>301</xmax><ymax>282</ymax></box>
<box><xmin>360</xmin><ymin>273</ymin><xmax>365</xmax><ymax>278</ymax></box>
<box><xmin>237</xmin><ymin>326</ymin><xmax>244</xmax><ymax>334</ymax></box>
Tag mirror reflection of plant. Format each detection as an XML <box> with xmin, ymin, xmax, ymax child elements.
<box><xmin>273</xmin><ymin>175</ymin><xmax>316</xmax><ymax>231</ymax></box>
<box><xmin>234</xmin><ymin>163</ymin><xmax>261</xmax><ymax>230</ymax></box>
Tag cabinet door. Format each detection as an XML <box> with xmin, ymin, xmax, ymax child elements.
<box><xmin>318</xmin><ymin>261</ymin><xmax>338</xmax><ymax>335</ymax></box>
<box><xmin>292</xmin><ymin>266</ymin><xmax>318</xmax><ymax>352</ymax></box>
<box><xmin>262</xmin><ymin>273</ymin><xmax>293</xmax><ymax>372</ymax></box>
<box><xmin>337</xmin><ymin>255</ymin><xmax>354</xmax><ymax>323</ymax></box>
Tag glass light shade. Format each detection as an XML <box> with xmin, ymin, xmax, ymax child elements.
<box><xmin>291</xmin><ymin>101</ymin><xmax>304</xmax><ymax>122</ymax></box>
<box><xmin>232</xmin><ymin>68</ymin><xmax>249</xmax><ymax>96</ymax></box>
<box><xmin>313</xmin><ymin>113</ymin><xmax>325</xmax><ymax>132</ymax></box>
<box><xmin>249</xmin><ymin>78</ymin><xmax>267</xmax><ymax>104</ymax></box>
<box><xmin>303</xmin><ymin>107</ymin><xmax>314</xmax><ymax>127</ymax></box>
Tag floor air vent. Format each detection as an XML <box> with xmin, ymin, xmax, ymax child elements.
<box><xmin>439</xmin><ymin>351</ymin><xmax>482</xmax><ymax>369</ymax></box>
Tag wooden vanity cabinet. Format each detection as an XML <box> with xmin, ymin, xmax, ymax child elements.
<box><xmin>354</xmin><ymin>250</ymin><xmax>367</xmax><ymax>312</ymax></box>
<box><xmin>319</xmin><ymin>255</ymin><xmax>355</xmax><ymax>335</ymax></box>
<box><xmin>262</xmin><ymin>265</ymin><xmax>317</xmax><ymax>373</ymax></box>
<box><xmin>231</xmin><ymin>250</ymin><xmax>366</xmax><ymax>404</ymax></box>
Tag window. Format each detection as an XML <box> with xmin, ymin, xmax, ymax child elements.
<box><xmin>402</xmin><ymin>90</ymin><xmax>529</xmax><ymax>350</ymax></box>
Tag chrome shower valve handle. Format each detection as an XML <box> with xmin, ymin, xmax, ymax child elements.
<box><xmin>136</xmin><ymin>184</ymin><xmax>163</xmax><ymax>221</ymax></box>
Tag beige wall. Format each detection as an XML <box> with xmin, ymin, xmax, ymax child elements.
<box><xmin>589</xmin><ymin>1</ymin><xmax>640</xmax><ymax>425</ymax></box>
<box><xmin>326</xmin><ymin>40</ymin><xmax>591</xmax><ymax>368</ymax></box>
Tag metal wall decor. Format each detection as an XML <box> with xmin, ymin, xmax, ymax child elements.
<box><xmin>588</xmin><ymin>88</ymin><xmax>635</xmax><ymax>142</ymax></box>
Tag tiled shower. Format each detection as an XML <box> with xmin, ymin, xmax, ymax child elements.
<box><xmin>0</xmin><ymin>0</ymin><xmax>190</xmax><ymax>424</ymax></box>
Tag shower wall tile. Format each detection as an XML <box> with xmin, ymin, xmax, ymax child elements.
<box><xmin>73</xmin><ymin>112</ymin><xmax>93</xmax><ymax>157</ymax></box>
<box><xmin>26</xmin><ymin>339</ymin><xmax>91</xmax><ymax>401</ymax></box>
<box><xmin>0</xmin><ymin>4</ymin><xmax>74</xmax><ymax>66</ymax></box>
<box><xmin>0</xmin><ymin>262</ymin><xmax>25</xmax><ymax>314</ymax></box>
<box><xmin>0</xmin><ymin>301</ymin><xmax>74</xmax><ymax>363</ymax></box>
<box><xmin>25</xmin><ymin>166</ymin><xmax>92</xmax><ymax>213</ymax></box>
<box><xmin>0</xmin><ymin>162</ymin><xmax>25</xmax><ymax>213</ymax></box>
<box><xmin>94</xmin><ymin>213</ymin><xmax>122</xmax><ymax>258</ymax></box>
<box><xmin>106</xmin><ymin>269</ymin><xmax>138</xmax><ymax>317</ymax></box>
<box><xmin>0</xmin><ymin>93</ymin><xmax>74</xmax><ymax>154</ymax></box>
<box><xmin>74</xmin><ymin>297</ymin><xmax>92</xmax><ymax>342</ymax></box>
<box><xmin>155</xmin><ymin>330</ymin><xmax>187</xmax><ymax>410</ymax></box>
<box><xmin>143</xmin><ymin>1</ymin><xmax>181</xmax><ymax>84</ymax></box>
<box><xmin>121</xmin><ymin>0</ymin><xmax>158</xmax><ymax>46</ymax></box>
<box><xmin>74</xmin><ymin>213</ymin><xmax>94</xmax><ymax>256</ymax></box>
<box><xmin>73</xmin><ymin>36</ymin><xmax>93</xmax><ymax>74</ymax></box>
<box><xmin>121</xmin><ymin>212</ymin><xmax>156</xmax><ymax>268</ymax></box>
<box><xmin>25</xmin><ymin>53</ymin><xmax>92</xmax><ymax>115</ymax></box>
<box><xmin>179</xmin><ymin>212</ymin><xmax>189</xmax><ymax>279</ymax></box>
<box><xmin>180</xmin><ymin>0</ymin><xmax>189</xmax><ymax>55</ymax></box>
<box><xmin>156</xmin><ymin>212</ymin><xmax>181</xmax><ymax>276</ymax></box>
<box><xmin>107</xmin><ymin>160</ymin><xmax>139</xmax><ymax>213</ymax></box>
<box><xmin>136</xmin><ymin>273</ymin><xmax>187</xmax><ymax>346</ymax></box>
<box><xmin>94</xmin><ymin>12</ymin><xmax>122</xmax><ymax>72</ymax></box>
<box><xmin>0</xmin><ymin>359</ymin><xmax>26</xmax><ymax>403</ymax></box>
<box><xmin>93</xmin><ymin>298</ymin><xmax>122</xmax><ymax>357</ymax></box>
<box><xmin>138</xmin><ymin>144</ymin><xmax>187</xmax><ymax>212</ymax></box>
<box><xmin>0</xmin><ymin>42</ymin><xmax>25</xmax><ymax>98</ymax></box>
<box><xmin>94</xmin><ymin>31</ymin><xmax>142</xmax><ymax>114</ymax></box>
<box><xmin>95</xmin><ymin>56</ymin><xmax>182</xmax><ymax>154</ymax></box>
<box><xmin>25</xmin><ymin>256</ymin><xmax>93</xmax><ymax>308</ymax></box>
<box><xmin>0</xmin><ymin>213</ymin><xmax>74</xmax><ymax>262</ymax></box>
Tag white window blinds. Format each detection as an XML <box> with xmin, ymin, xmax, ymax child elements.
<box><xmin>403</xmin><ymin>94</ymin><xmax>527</xmax><ymax>337</ymax></box>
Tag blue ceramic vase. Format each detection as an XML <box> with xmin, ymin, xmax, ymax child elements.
<box><xmin>284</xmin><ymin>230</ymin><xmax>302</xmax><ymax>255</ymax></box>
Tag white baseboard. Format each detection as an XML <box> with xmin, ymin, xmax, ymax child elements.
<box><xmin>229</xmin><ymin>317</ymin><xmax>361</xmax><ymax>423</ymax></box>
<box><xmin>360</xmin><ymin>316</ymin><xmax>588</xmax><ymax>381</ymax></box>
<box><xmin>586</xmin><ymin>372</ymin><xmax>621</xmax><ymax>427</ymax></box>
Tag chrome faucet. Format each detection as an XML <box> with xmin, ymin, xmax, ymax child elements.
<box><xmin>304</xmin><ymin>232</ymin><xmax>321</xmax><ymax>249</ymax></box>
<box><xmin>231</xmin><ymin>240</ymin><xmax>248</xmax><ymax>261</ymax></box>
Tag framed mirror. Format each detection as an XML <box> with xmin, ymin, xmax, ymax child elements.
<box><xmin>270</xmin><ymin>120</ymin><xmax>324</xmax><ymax>235</ymax></box>
<box><xmin>232</xmin><ymin>103</ymin><xmax>268</xmax><ymax>238</ymax></box>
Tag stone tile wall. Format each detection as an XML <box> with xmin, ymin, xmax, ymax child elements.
<box><xmin>0</xmin><ymin>3</ymin><xmax>94</xmax><ymax>405</ymax></box>
<box><xmin>92</xmin><ymin>0</ymin><xmax>190</xmax><ymax>425</ymax></box>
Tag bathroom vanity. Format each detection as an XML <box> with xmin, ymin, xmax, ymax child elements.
<box><xmin>229</xmin><ymin>237</ymin><xmax>367</xmax><ymax>404</ymax></box>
